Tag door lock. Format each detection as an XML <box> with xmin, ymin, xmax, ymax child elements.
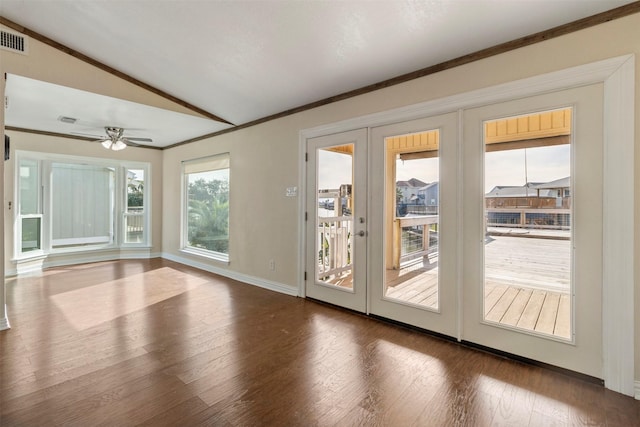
<box><xmin>356</xmin><ymin>230</ymin><xmax>367</xmax><ymax>237</ymax></box>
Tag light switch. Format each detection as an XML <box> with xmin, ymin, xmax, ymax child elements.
<box><xmin>286</xmin><ymin>186</ymin><xmax>297</xmax><ymax>197</ymax></box>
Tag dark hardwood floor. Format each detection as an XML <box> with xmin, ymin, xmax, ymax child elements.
<box><xmin>1</xmin><ymin>259</ymin><xmax>638</xmax><ymax>426</ymax></box>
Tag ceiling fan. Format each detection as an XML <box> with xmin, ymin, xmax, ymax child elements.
<box><xmin>71</xmin><ymin>127</ymin><xmax>153</xmax><ymax>151</ymax></box>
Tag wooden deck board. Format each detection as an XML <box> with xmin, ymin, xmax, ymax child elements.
<box><xmin>385</xmin><ymin>235</ymin><xmax>571</xmax><ymax>339</ymax></box>
<box><xmin>486</xmin><ymin>287</ymin><xmax>520</xmax><ymax>323</ymax></box>
<box><xmin>484</xmin><ymin>284</ymin><xmax>509</xmax><ymax>316</ymax></box>
<box><xmin>536</xmin><ymin>292</ymin><xmax>561</xmax><ymax>335</ymax></box>
<box><xmin>500</xmin><ymin>288</ymin><xmax>533</xmax><ymax>326</ymax></box>
<box><xmin>554</xmin><ymin>294</ymin><xmax>571</xmax><ymax>338</ymax></box>
<box><xmin>321</xmin><ymin>235</ymin><xmax>570</xmax><ymax>339</ymax></box>
<box><xmin>518</xmin><ymin>290</ymin><xmax>547</xmax><ymax>330</ymax></box>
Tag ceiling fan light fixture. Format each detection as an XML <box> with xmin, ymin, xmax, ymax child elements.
<box><xmin>101</xmin><ymin>138</ymin><xmax>127</xmax><ymax>151</ymax></box>
<box><xmin>112</xmin><ymin>139</ymin><xmax>127</xmax><ymax>151</ymax></box>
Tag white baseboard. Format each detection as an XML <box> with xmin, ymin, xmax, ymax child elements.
<box><xmin>635</xmin><ymin>381</ymin><xmax>640</xmax><ymax>400</ymax></box>
<box><xmin>8</xmin><ymin>249</ymin><xmax>162</xmax><ymax>277</ymax></box>
<box><xmin>6</xmin><ymin>250</ymin><xmax>296</xmax><ymax>300</ymax></box>
<box><xmin>161</xmin><ymin>252</ymin><xmax>299</xmax><ymax>297</ymax></box>
<box><xmin>0</xmin><ymin>306</ymin><xmax>10</xmax><ymax>331</ymax></box>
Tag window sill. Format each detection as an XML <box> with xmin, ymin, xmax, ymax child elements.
<box><xmin>12</xmin><ymin>245</ymin><xmax>152</xmax><ymax>263</ymax></box>
<box><xmin>49</xmin><ymin>244</ymin><xmax>117</xmax><ymax>255</ymax></box>
<box><xmin>11</xmin><ymin>252</ymin><xmax>47</xmax><ymax>263</ymax></box>
<box><xmin>180</xmin><ymin>247</ymin><xmax>230</xmax><ymax>265</ymax></box>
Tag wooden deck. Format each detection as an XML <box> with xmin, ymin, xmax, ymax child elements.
<box><xmin>386</xmin><ymin>235</ymin><xmax>571</xmax><ymax>339</ymax></box>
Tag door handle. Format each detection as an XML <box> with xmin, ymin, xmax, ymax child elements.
<box><xmin>356</xmin><ymin>230</ymin><xmax>367</xmax><ymax>237</ymax></box>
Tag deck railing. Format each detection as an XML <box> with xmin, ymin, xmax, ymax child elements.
<box><xmin>486</xmin><ymin>208</ymin><xmax>570</xmax><ymax>230</ymax></box>
<box><xmin>124</xmin><ymin>207</ymin><xmax>144</xmax><ymax>242</ymax></box>
<box><xmin>393</xmin><ymin>215</ymin><xmax>439</xmax><ymax>269</ymax></box>
<box><xmin>317</xmin><ymin>216</ymin><xmax>353</xmax><ymax>280</ymax></box>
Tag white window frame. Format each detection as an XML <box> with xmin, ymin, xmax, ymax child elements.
<box><xmin>121</xmin><ymin>164</ymin><xmax>152</xmax><ymax>247</ymax></box>
<box><xmin>15</xmin><ymin>157</ymin><xmax>43</xmax><ymax>257</ymax></box>
<box><xmin>181</xmin><ymin>153</ymin><xmax>230</xmax><ymax>263</ymax></box>
<box><xmin>14</xmin><ymin>150</ymin><xmax>151</xmax><ymax>260</ymax></box>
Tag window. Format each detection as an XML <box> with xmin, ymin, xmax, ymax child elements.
<box><xmin>15</xmin><ymin>151</ymin><xmax>150</xmax><ymax>258</ymax></box>
<box><xmin>18</xmin><ymin>158</ymin><xmax>42</xmax><ymax>253</ymax></box>
<box><xmin>124</xmin><ymin>168</ymin><xmax>146</xmax><ymax>244</ymax></box>
<box><xmin>183</xmin><ymin>154</ymin><xmax>230</xmax><ymax>261</ymax></box>
<box><xmin>51</xmin><ymin>162</ymin><xmax>115</xmax><ymax>249</ymax></box>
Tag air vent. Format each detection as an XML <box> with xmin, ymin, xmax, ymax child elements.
<box><xmin>58</xmin><ymin>116</ymin><xmax>77</xmax><ymax>124</ymax></box>
<box><xmin>1</xmin><ymin>28</ymin><xmax>28</xmax><ymax>55</ymax></box>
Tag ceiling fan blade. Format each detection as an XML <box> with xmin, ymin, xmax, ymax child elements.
<box><xmin>124</xmin><ymin>137</ymin><xmax>153</xmax><ymax>143</ymax></box>
<box><xmin>121</xmin><ymin>138</ymin><xmax>144</xmax><ymax>148</ymax></box>
<box><xmin>70</xmin><ymin>131</ymin><xmax>105</xmax><ymax>139</ymax></box>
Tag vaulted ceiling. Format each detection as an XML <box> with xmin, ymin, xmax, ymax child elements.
<box><xmin>1</xmin><ymin>0</ymin><xmax>636</xmax><ymax>148</ymax></box>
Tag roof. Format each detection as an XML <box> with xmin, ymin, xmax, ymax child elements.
<box><xmin>397</xmin><ymin>178</ymin><xmax>428</xmax><ymax>188</ymax></box>
<box><xmin>486</xmin><ymin>177</ymin><xmax>569</xmax><ymax>197</ymax></box>
<box><xmin>486</xmin><ymin>186</ymin><xmax>555</xmax><ymax>198</ymax></box>
<box><xmin>531</xmin><ymin>176</ymin><xmax>571</xmax><ymax>189</ymax></box>
<box><xmin>418</xmin><ymin>182</ymin><xmax>439</xmax><ymax>192</ymax></box>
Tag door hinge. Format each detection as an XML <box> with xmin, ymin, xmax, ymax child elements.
<box><xmin>305</xmin><ymin>152</ymin><xmax>308</xmax><ymax>162</ymax></box>
<box><xmin>305</xmin><ymin>212</ymin><xmax>308</xmax><ymax>221</ymax></box>
<box><xmin>304</xmin><ymin>271</ymin><xmax>307</xmax><ymax>281</ymax></box>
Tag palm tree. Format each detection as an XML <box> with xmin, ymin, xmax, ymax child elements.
<box><xmin>187</xmin><ymin>179</ymin><xmax>229</xmax><ymax>253</ymax></box>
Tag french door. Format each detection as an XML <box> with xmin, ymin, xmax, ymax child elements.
<box><xmin>305</xmin><ymin>84</ymin><xmax>604</xmax><ymax>378</ymax></box>
<box><xmin>368</xmin><ymin>113</ymin><xmax>459</xmax><ymax>337</ymax></box>
<box><xmin>305</xmin><ymin>129</ymin><xmax>368</xmax><ymax>312</ymax></box>
<box><xmin>461</xmin><ymin>84</ymin><xmax>604</xmax><ymax>378</ymax></box>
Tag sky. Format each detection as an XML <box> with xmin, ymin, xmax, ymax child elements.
<box><xmin>396</xmin><ymin>144</ymin><xmax>570</xmax><ymax>192</ymax></box>
<box><xmin>319</xmin><ymin>144</ymin><xmax>571</xmax><ymax>194</ymax></box>
<box><xmin>317</xmin><ymin>149</ymin><xmax>352</xmax><ymax>190</ymax></box>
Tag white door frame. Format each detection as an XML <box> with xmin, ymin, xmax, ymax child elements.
<box><xmin>298</xmin><ymin>54</ymin><xmax>634</xmax><ymax>396</ymax></box>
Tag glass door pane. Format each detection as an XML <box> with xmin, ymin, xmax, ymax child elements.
<box><xmin>316</xmin><ymin>145</ymin><xmax>354</xmax><ymax>289</ymax></box>
<box><xmin>483</xmin><ymin>108</ymin><xmax>572</xmax><ymax>339</ymax></box>
<box><xmin>384</xmin><ymin>131</ymin><xmax>440</xmax><ymax>309</ymax></box>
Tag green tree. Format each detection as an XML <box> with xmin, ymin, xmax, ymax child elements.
<box><xmin>187</xmin><ymin>178</ymin><xmax>229</xmax><ymax>253</ymax></box>
<box><xmin>127</xmin><ymin>182</ymin><xmax>144</xmax><ymax>207</ymax></box>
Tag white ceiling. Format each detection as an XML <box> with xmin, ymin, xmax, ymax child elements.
<box><xmin>4</xmin><ymin>74</ymin><xmax>231</xmax><ymax>148</ymax></box>
<box><xmin>1</xmin><ymin>0</ymin><xmax>635</xmax><ymax>148</ymax></box>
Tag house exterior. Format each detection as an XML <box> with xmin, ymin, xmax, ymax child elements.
<box><xmin>485</xmin><ymin>177</ymin><xmax>570</xmax><ymax>209</ymax></box>
<box><xmin>485</xmin><ymin>177</ymin><xmax>571</xmax><ymax>229</ymax></box>
<box><xmin>418</xmin><ymin>182</ymin><xmax>439</xmax><ymax>214</ymax></box>
<box><xmin>396</xmin><ymin>178</ymin><xmax>427</xmax><ymax>204</ymax></box>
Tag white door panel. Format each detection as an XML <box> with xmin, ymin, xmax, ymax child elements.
<box><xmin>369</xmin><ymin>113</ymin><xmax>459</xmax><ymax>337</ymax></box>
<box><xmin>462</xmin><ymin>84</ymin><xmax>603</xmax><ymax>378</ymax></box>
<box><xmin>305</xmin><ymin>129</ymin><xmax>367</xmax><ymax>312</ymax></box>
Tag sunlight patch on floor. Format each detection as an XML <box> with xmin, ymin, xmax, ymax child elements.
<box><xmin>51</xmin><ymin>267</ymin><xmax>207</xmax><ymax>330</ymax></box>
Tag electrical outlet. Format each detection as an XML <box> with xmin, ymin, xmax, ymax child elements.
<box><xmin>269</xmin><ymin>259</ymin><xmax>275</xmax><ymax>271</ymax></box>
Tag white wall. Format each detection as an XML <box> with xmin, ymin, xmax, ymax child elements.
<box><xmin>160</xmin><ymin>14</ymin><xmax>640</xmax><ymax>384</ymax></box>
